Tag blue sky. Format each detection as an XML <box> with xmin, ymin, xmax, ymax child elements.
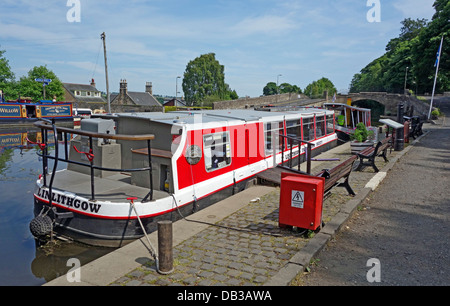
<box><xmin>0</xmin><ymin>0</ymin><xmax>436</xmax><ymax>98</ymax></box>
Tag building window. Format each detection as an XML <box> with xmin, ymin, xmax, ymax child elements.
<box><xmin>203</xmin><ymin>132</ymin><xmax>231</xmax><ymax>172</ymax></box>
<box><xmin>81</xmin><ymin>91</ymin><xmax>86</xmax><ymax>96</ymax></box>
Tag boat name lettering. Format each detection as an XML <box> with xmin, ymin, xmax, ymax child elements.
<box><xmin>37</xmin><ymin>187</ymin><xmax>101</xmax><ymax>214</ymax></box>
<box><xmin>0</xmin><ymin>106</ymin><xmax>21</xmax><ymax>115</ymax></box>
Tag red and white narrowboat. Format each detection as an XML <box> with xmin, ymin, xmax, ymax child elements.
<box><xmin>31</xmin><ymin>108</ymin><xmax>337</xmax><ymax>247</ymax></box>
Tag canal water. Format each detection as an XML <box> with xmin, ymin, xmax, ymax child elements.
<box><xmin>0</xmin><ymin>126</ymin><xmax>112</xmax><ymax>286</ymax></box>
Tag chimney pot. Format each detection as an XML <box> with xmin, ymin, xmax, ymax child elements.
<box><xmin>120</xmin><ymin>79</ymin><xmax>128</xmax><ymax>95</ymax></box>
<box><xmin>145</xmin><ymin>82</ymin><xmax>153</xmax><ymax>95</ymax></box>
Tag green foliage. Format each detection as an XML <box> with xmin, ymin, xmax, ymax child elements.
<box><xmin>182</xmin><ymin>53</ymin><xmax>238</xmax><ymax>106</ymax></box>
<box><xmin>16</xmin><ymin>66</ymin><xmax>65</xmax><ymax>102</ymax></box>
<box><xmin>263</xmin><ymin>82</ymin><xmax>278</xmax><ymax>95</ymax></box>
<box><xmin>350</xmin><ymin>2</ymin><xmax>450</xmax><ymax>94</ymax></box>
<box><xmin>0</xmin><ymin>48</ymin><xmax>16</xmax><ymax>100</ymax></box>
<box><xmin>431</xmin><ymin>107</ymin><xmax>442</xmax><ymax>118</ymax></box>
<box><xmin>263</xmin><ymin>82</ymin><xmax>302</xmax><ymax>96</ymax></box>
<box><xmin>0</xmin><ymin>48</ymin><xmax>65</xmax><ymax>102</ymax></box>
<box><xmin>350</xmin><ymin>122</ymin><xmax>374</xmax><ymax>142</ymax></box>
<box><xmin>304</xmin><ymin>77</ymin><xmax>336</xmax><ymax>99</ymax></box>
<box><xmin>164</xmin><ymin>106</ymin><xmax>177</xmax><ymax>112</ymax></box>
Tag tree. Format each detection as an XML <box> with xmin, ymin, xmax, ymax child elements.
<box><xmin>182</xmin><ymin>53</ymin><xmax>237</xmax><ymax>106</ymax></box>
<box><xmin>0</xmin><ymin>48</ymin><xmax>16</xmax><ymax>100</ymax></box>
<box><xmin>304</xmin><ymin>77</ymin><xmax>336</xmax><ymax>98</ymax></box>
<box><xmin>263</xmin><ymin>82</ymin><xmax>302</xmax><ymax>95</ymax></box>
<box><xmin>352</xmin><ymin>17</ymin><xmax>427</xmax><ymax>94</ymax></box>
<box><xmin>351</xmin><ymin>2</ymin><xmax>450</xmax><ymax>95</ymax></box>
<box><xmin>16</xmin><ymin>65</ymin><xmax>65</xmax><ymax>102</ymax></box>
<box><xmin>263</xmin><ymin>82</ymin><xmax>278</xmax><ymax>95</ymax></box>
<box><xmin>411</xmin><ymin>0</ymin><xmax>450</xmax><ymax>93</ymax></box>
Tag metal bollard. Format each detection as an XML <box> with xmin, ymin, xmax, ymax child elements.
<box><xmin>157</xmin><ymin>220</ymin><xmax>173</xmax><ymax>274</ymax></box>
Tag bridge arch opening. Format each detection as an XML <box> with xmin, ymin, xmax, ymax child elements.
<box><xmin>352</xmin><ymin>99</ymin><xmax>385</xmax><ymax>125</ymax></box>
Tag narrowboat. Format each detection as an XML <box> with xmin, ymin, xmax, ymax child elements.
<box><xmin>0</xmin><ymin>97</ymin><xmax>73</xmax><ymax>124</ymax></box>
<box><xmin>323</xmin><ymin>102</ymin><xmax>373</xmax><ymax>140</ymax></box>
<box><xmin>31</xmin><ymin>108</ymin><xmax>337</xmax><ymax>247</ymax></box>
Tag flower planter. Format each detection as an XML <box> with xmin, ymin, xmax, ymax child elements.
<box><xmin>350</xmin><ymin>141</ymin><xmax>374</xmax><ymax>154</ymax></box>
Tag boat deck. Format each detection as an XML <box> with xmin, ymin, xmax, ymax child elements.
<box><xmin>256</xmin><ymin>166</ymin><xmax>306</xmax><ymax>185</ymax></box>
<box><xmin>46</xmin><ymin>169</ymin><xmax>169</xmax><ymax>202</ymax></box>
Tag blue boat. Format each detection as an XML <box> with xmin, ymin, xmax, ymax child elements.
<box><xmin>0</xmin><ymin>97</ymin><xmax>73</xmax><ymax>124</ymax></box>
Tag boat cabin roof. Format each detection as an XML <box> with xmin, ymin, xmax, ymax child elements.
<box><xmin>323</xmin><ymin>103</ymin><xmax>371</xmax><ymax>113</ymax></box>
<box><xmin>107</xmin><ymin>108</ymin><xmax>334</xmax><ymax>128</ymax></box>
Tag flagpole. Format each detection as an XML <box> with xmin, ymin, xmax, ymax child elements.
<box><xmin>428</xmin><ymin>35</ymin><xmax>444</xmax><ymax>120</ymax></box>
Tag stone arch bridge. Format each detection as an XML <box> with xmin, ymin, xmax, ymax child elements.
<box><xmin>334</xmin><ymin>92</ymin><xmax>429</xmax><ymax>118</ymax></box>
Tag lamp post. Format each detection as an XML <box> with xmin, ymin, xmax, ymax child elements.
<box><xmin>276</xmin><ymin>74</ymin><xmax>282</xmax><ymax>103</ymax></box>
<box><xmin>175</xmin><ymin>76</ymin><xmax>181</xmax><ymax>107</ymax></box>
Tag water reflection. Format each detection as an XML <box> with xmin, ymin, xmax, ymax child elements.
<box><xmin>0</xmin><ymin>126</ymin><xmax>112</xmax><ymax>286</ymax></box>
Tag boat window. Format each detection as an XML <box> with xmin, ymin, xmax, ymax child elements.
<box><xmin>286</xmin><ymin>120</ymin><xmax>301</xmax><ymax>147</ymax></box>
<box><xmin>264</xmin><ymin>122</ymin><xmax>284</xmax><ymax>155</ymax></box>
<box><xmin>302</xmin><ymin>117</ymin><xmax>315</xmax><ymax>141</ymax></box>
<box><xmin>315</xmin><ymin>115</ymin><xmax>326</xmax><ymax>138</ymax></box>
<box><xmin>326</xmin><ymin>114</ymin><xmax>334</xmax><ymax>135</ymax></box>
<box><xmin>203</xmin><ymin>131</ymin><xmax>231</xmax><ymax>172</ymax></box>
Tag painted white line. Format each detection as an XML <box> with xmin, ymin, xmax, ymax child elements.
<box><xmin>365</xmin><ymin>172</ymin><xmax>387</xmax><ymax>191</ymax></box>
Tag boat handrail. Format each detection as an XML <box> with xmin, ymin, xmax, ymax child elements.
<box><xmin>34</xmin><ymin>120</ymin><xmax>155</xmax><ymax>141</ymax></box>
<box><xmin>279</xmin><ymin>133</ymin><xmax>315</xmax><ymax>174</ymax></box>
<box><xmin>34</xmin><ymin>119</ymin><xmax>155</xmax><ymax>204</ymax></box>
<box><xmin>281</xmin><ymin>133</ymin><xmax>315</xmax><ymax>146</ymax></box>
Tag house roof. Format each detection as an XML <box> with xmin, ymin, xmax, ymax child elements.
<box><xmin>111</xmin><ymin>91</ymin><xmax>162</xmax><ymax>107</ymax></box>
<box><xmin>128</xmin><ymin>92</ymin><xmax>161</xmax><ymax>106</ymax></box>
<box><xmin>63</xmin><ymin>83</ymin><xmax>100</xmax><ymax>93</ymax></box>
<box><xmin>63</xmin><ymin>82</ymin><xmax>106</xmax><ymax>103</ymax></box>
<box><xmin>163</xmin><ymin>98</ymin><xmax>186</xmax><ymax>106</ymax></box>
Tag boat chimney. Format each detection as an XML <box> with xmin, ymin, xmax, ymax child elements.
<box><xmin>145</xmin><ymin>82</ymin><xmax>153</xmax><ymax>95</ymax></box>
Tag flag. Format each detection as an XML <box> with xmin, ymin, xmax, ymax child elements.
<box><xmin>434</xmin><ymin>37</ymin><xmax>443</xmax><ymax>67</ymax></box>
<box><xmin>332</xmin><ymin>93</ymin><xmax>336</xmax><ymax>103</ymax></box>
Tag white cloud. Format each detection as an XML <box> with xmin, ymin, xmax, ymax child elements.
<box><xmin>393</xmin><ymin>0</ymin><xmax>435</xmax><ymax>19</ymax></box>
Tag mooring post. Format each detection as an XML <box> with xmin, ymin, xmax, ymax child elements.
<box><xmin>157</xmin><ymin>220</ymin><xmax>173</xmax><ymax>274</ymax></box>
<box><xmin>395</xmin><ymin>103</ymin><xmax>405</xmax><ymax>151</ymax></box>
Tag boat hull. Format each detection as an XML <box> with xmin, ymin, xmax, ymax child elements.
<box><xmin>32</xmin><ymin>137</ymin><xmax>337</xmax><ymax>247</ymax></box>
<box><xmin>33</xmin><ymin>179</ymin><xmax>253</xmax><ymax>247</ymax></box>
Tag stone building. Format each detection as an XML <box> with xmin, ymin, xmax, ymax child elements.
<box><xmin>63</xmin><ymin>79</ymin><xmax>107</xmax><ymax>110</ymax></box>
<box><xmin>110</xmin><ymin>80</ymin><xmax>163</xmax><ymax>113</ymax></box>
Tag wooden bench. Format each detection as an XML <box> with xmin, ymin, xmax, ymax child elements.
<box><xmin>316</xmin><ymin>154</ymin><xmax>357</xmax><ymax>196</ymax></box>
<box><xmin>355</xmin><ymin>136</ymin><xmax>392</xmax><ymax>172</ymax></box>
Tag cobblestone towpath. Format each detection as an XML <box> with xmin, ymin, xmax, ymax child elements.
<box><xmin>108</xmin><ymin>137</ymin><xmax>405</xmax><ymax>286</ymax></box>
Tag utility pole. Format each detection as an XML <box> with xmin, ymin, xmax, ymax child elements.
<box><xmin>101</xmin><ymin>32</ymin><xmax>111</xmax><ymax>113</ymax></box>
